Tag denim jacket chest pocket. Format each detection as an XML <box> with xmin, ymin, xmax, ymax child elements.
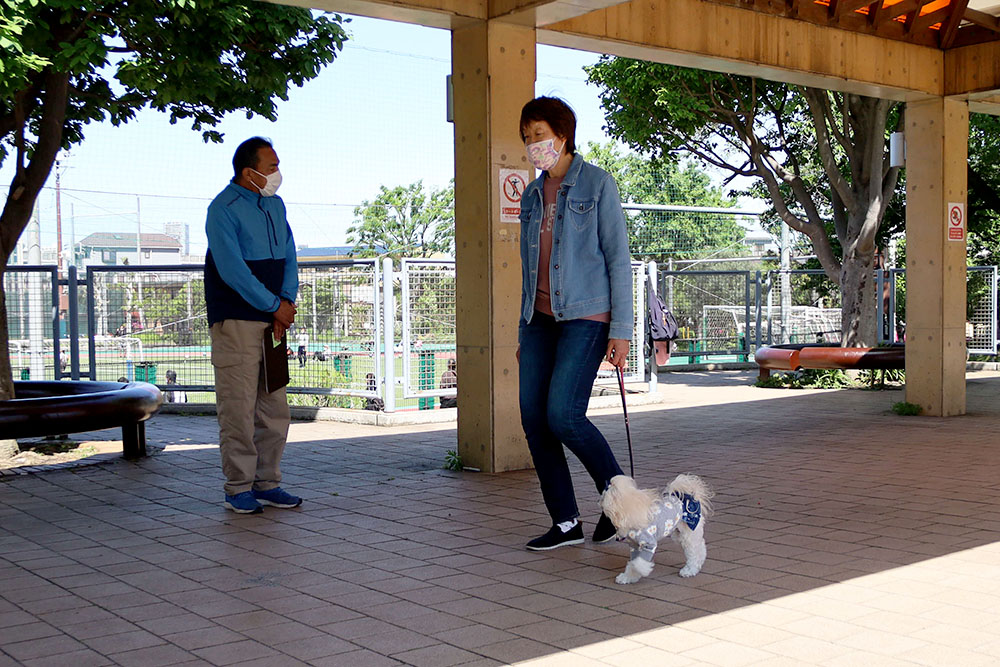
<box><xmin>566</xmin><ymin>197</ymin><xmax>596</xmax><ymax>230</ymax></box>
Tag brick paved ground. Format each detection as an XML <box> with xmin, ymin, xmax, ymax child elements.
<box><xmin>2</xmin><ymin>370</ymin><xmax>999</xmax><ymax>666</ymax></box>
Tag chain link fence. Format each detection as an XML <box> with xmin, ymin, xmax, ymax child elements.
<box><xmin>659</xmin><ymin>270</ymin><xmax>755</xmax><ymax>361</ymax></box>
<box><xmin>4</xmin><ymin>266</ymin><xmax>59</xmax><ymax>381</ymax></box>
<box><xmin>8</xmin><ymin>258</ymin><xmax>1000</xmax><ymax>409</ymax></box>
<box><xmin>399</xmin><ymin>259</ymin><xmax>456</xmax><ymax>408</ymax></box>
<box><xmin>763</xmin><ymin>269</ymin><xmax>843</xmax><ymax>345</ymax></box>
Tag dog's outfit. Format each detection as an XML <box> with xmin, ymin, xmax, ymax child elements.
<box><xmin>620</xmin><ymin>493</ymin><xmax>702</xmax><ymax>563</ymax></box>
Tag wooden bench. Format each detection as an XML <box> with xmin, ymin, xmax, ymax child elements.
<box><xmin>1</xmin><ymin>381</ymin><xmax>163</xmax><ymax>459</ymax></box>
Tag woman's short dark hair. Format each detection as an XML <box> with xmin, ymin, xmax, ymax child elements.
<box><xmin>232</xmin><ymin>137</ymin><xmax>273</xmax><ymax>181</ymax></box>
<box><xmin>519</xmin><ymin>97</ymin><xmax>576</xmax><ymax>155</ymax></box>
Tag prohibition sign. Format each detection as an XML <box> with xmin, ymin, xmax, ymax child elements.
<box><xmin>947</xmin><ymin>202</ymin><xmax>965</xmax><ymax>241</ymax></box>
<box><xmin>499</xmin><ymin>168</ymin><xmax>528</xmax><ymax>222</ymax></box>
<box><xmin>503</xmin><ymin>173</ymin><xmax>525</xmax><ymax>204</ymax></box>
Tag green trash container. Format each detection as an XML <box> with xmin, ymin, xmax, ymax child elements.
<box><xmin>418</xmin><ymin>351</ymin><xmax>434</xmax><ymax>410</ymax></box>
<box><xmin>20</xmin><ymin>368</ymin><xmax>29</xmax><ymax>380</ymax></box>
<box><xmin>134</xmin><ymin>362</ymin><xmax>157</xmax><ymax>384</ymax></box>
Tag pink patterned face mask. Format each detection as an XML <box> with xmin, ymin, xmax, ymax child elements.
<box><xmin>526</xmin><ymin>138</ymin><xmax>564</xmax><ymax>171</ymax></box>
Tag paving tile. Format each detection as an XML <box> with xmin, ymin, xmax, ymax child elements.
<box><xmin>272</xmin><ymin>633</ymin><xmax>357</xmax><ymax>661</ymax></box>
<box><xmin>20</xmin><ymin>648</ymin><xmax>114</xmax><ymax>667</ymax></box>
<box><xmin>308</xmin><ymin>648</ymin><xmax>403</xmax><ymax>666</ymax></box>
<box><xmin>3</xmin><ymin>634</ymin><xmax>87</xmax><ymax>662</ymax></box>
<box><xmin>108</xmin><ymin>643</ymin><xmax>203</xmax><ymax>667</ymax></box>
<box><xmin>163</xmin><ymin>625</ymin><xmax>245</xmax><ymax>650</ymax></box>
<box><xmin>390</xmin><ymin>643</ymin><xmax>482</xmax><ymax>667</ymax></box>
<box><xmin>192</xmin><ymin>639</ymin><xmax>279</xmax><ymax>665</ymax></box>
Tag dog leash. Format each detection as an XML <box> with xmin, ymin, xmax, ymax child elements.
<box><xmin>616</xmin><ymin>366</ymin><xmax>635</xmax><ymax>477</ymax></box>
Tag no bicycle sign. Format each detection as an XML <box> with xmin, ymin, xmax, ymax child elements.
<box><xmin>500</xmin><ymin>168</ymin><xmax>528</xmax><ymax>223</ymax></box>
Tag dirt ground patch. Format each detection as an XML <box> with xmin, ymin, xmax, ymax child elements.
<box><xmin>0</xmin><ymin>438</ymin><xmax>123</xmax><ymax>470</ymax></box>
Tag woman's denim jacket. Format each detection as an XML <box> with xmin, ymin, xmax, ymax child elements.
<box><xmin>519</xmin><ymin>153</ymin><xmax>633</xmax><ymax>340</ymax></box>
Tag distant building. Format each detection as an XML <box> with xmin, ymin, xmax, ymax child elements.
<box><xmin>297</xmin><ymin>245</ymin><xmax>390</xmax><ymax>261</ymax></box>
<box><xmin>297</xmin><ymin>246</ymin><xmax>359</xmax><ymax>261</ymax></box>
<box><xmin>78</xmin><ymin>232</ymin><xmax>183</xmax><ymax>267</ymax></box>
<box><xmin>163</xmin><ymin>221</ymin><xmax>190</xmax><ymax>255</ymax></box>
<box><xmin>742</xmin><ymin>229</ymin><xmax>776</xmax><ymax>257</ymax></box>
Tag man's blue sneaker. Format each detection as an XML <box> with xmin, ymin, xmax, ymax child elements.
<box><xmin>252</xmin><ymin>487</ymin><xmax>302</xmax><ymax>508</ymax></box>
<box><xmin>224</xmin><ymin>491</ymin><xmax>263</xmax><ymax>514</ymax></box>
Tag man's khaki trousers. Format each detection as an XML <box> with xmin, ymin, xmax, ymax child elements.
<box><xmin>210</xmin><ymin>319</ymin><xmax>290</xmax><ymax>496</ymax></box>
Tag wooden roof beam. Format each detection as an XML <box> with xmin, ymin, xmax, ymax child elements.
<box><xmin>832</xmin><ymin>0</ymin><xmax>878</xmax><ymax>20</ymax></box>
<box><xmin>938</xmin><ymin>0</ymin><xmax>970</xmax><ymax>48</ymax></box>
<box><xmin>911</xmin><ymin>6</ymin><xmax>950</xmax><ymax>34</ymax></box>
<box><xmin>875</xmin><ymin>0</ymin><xmax>927</xmax><ymax>23</ymax></box>
<box><xmin>544</xmin><ymin>0</ymin><xmax>944</xmax><ymax>99</ymax></box>
<box><xmin>946</xmin><ymin>37</ymin><xmax>1000</xmax><ymax>94</ymax></box>
<box><xmin>964</xmin><ymin>7</ymin><xmax>1000</xmax><ymax>33</ymax></box>
<box><xmin>867</xmin><ymin>0</ymin><xmax>884</xmax><ymax>26</ymax></box>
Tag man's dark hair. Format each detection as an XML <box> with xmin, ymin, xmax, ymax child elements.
<box><xmin>519</xmin><ymin>97</ymin><xmax>576</xmax><ymax>155</ymax></box>
<box><xmin>232</xmin><ymin>137</ymin><xmax>273</xmax><ymax>181</ymax></box>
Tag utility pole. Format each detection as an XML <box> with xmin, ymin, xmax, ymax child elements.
<box><xmin>27</xmin><ymin>201</ymin><xmax>45</xmax><ymax>380</ymax></box>
<box><xmin>135</xmin><ymin>195</ymin><xmax>142</xmax><ymax>266</ymax></box>
<box><xmin>55</xmin><ymin>155</ymin><xmax>63</xmax><ymax>276</ymax></box>
<box><xmin>70</xmin><ymin>203</ymin><xmax>75</xmax><ymax>272</ymax></box>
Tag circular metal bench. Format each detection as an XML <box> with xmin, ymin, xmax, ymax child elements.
<box><xmin>1</xmin><ymin>381</ymin><xmax>163</xmax><ymax>459</ymax></box>
<box><xmin>755</xmin><ymin>343</ymin><xmax>905</xmax><ymax>379</ymax></box>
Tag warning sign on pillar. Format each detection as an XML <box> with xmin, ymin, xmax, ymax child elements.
<box><xmin>499</xmin><ymin>169</ymin><xmax>528</xmax><ymax>223</ymax></box>
<box><xmin>947</xmin><ymin>202</ymin><xmax>965</xmax><ymax>242</ymax></box>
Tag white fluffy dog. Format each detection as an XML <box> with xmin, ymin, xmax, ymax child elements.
<box><xmin>599</xmin><ymin>474</ymin><xmax>713</xmax><ymax>584</ymax></box>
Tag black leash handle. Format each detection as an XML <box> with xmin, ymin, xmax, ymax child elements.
<box><xmin>616</xmin><ymin>366</ymin><xmax>634</xmax><ymax>478</ymax></box>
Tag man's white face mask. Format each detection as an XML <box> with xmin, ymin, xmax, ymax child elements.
<box><xmin>251</xmin><ymin>168</ymin><xmax>282</xmax><ymax>197</ymax></box>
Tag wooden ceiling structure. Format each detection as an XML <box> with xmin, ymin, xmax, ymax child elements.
<box><xmin>707</xmin><ymin>0</ymin><xmax>1000</xmax><ymax>50</ymax></box>
<box><xmin>288</xmin><ymin>0</ymin><xmax>1000</xmax><ymax>108</ymax></box>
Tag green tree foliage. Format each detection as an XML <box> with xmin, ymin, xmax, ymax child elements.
<box><xmin>347</xmin><ymin>180</ymin><xmax>454</xmax><ymax>260</ymax></box>
<box><xmin>583</xmin><ymin>142</ymin><xmax>744</xmax><ymax>261</ymax></box>
<box><xmin>0</xmin><ymin>0</ymin><xmax>349</xmax><ymax>399</ymax></box>
<box><xmin>586</xmin><ymin>58</ymin><xmax>902</xmax><ymax>345</ymax></box>
<box><xmin>968</xmin><ymin>114</ymin><xmax>1000</xmax><ymax>267</ymax></box>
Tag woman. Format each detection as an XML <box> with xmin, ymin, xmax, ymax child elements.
<box><xmin>517</xmin><ymin>97</ymin><xmax>633</xmax><ymax>551</ymax></box>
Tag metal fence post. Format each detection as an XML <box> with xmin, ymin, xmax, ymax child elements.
<box><xmin>888</xmin><ymin>269</ymin><xmax>898</xmax><ymax>343</ymax></box>
<box><xmin>85</xmin><ymin>267</ymin><xmax>97</xmax><ymax>380</ymax></box>
<box><xmin>67</xmin><ymin>265</ymin><xmax>80</xmax><ymax>380</ymax></box>
<box><xmin>647</xmin><ymin>261</ymin><xmax>657</xmax><ymax>393</ymax></box>
<box><xmin>50</xmin><ymin>268</ymin><xmax>60</xmax><ymax>381</ymax></box>
<box><xmin>876</xmin><ymin>268</ymin><xmax>885</xmax><ymax>345</ymax></box>
<box><xmin>382</xmin><ymin>256</ymin><xmax>396</xmax><ymax>413</ymax></box>
<box><xmin>754</xmin><ymin>271</ymin><xmax>762</xmax><ymax>353</ymax></box>
<box><xmin>990</xmin><ymin>266</ymin><xmax>997</xmax><ymax>354</ymax></box>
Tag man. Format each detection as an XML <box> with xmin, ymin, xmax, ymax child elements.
<box><xmin>296</xmin><ymin>328</ymin><xmax>309</xmax><ymax>367</ymax></box>
<box><xmin>205</xmin><ymin>136</ymin><xmax>302</xmax><ymax>514</ymax></box>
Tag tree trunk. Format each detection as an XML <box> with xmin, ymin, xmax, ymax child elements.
<box><xmin>1</xmin><ymin>72</ymin><xmax>70</xmax><ymax>402</ymax></box>
<box><xmin>840</xmin><ymin>251</ymin><xmax>877</xmax><ymax>347</ymax></box>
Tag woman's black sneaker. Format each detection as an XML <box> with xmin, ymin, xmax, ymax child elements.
<box><xmin>526</xmin><ymin>523</ymin><xmax>584</xmax><ymax>551</ymax></box>
<box><xmin>592</xmin><ymin>513</ymin><xmax>617</xmax><ymax>544</ymax></box>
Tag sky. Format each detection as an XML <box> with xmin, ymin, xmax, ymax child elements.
<box><xmin>2</xmin><ymin>14</ymin><xmax>625</xmax><ymax>259</ymax></box>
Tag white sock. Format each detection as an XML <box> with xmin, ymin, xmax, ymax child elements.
<box><xmin>557</xmin><ymin>519</ymin><xmax>578</xmax><ymax>533</ymax></box>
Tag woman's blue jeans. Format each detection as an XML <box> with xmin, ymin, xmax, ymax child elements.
<box><xmin>519</xmin><ymin>313</ymin><xmax>624</xmax><ymax>524</ymax></box>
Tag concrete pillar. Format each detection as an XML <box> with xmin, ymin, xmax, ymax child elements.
<box><xmin>904</xmin><ymin>97</ymin><xmax>968</xmax><ymax>416</ymax></box>
<box><xmin>451</xmin><ymin>20</ymin><xmax>535</xmax><ymax>472</ymax></box>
